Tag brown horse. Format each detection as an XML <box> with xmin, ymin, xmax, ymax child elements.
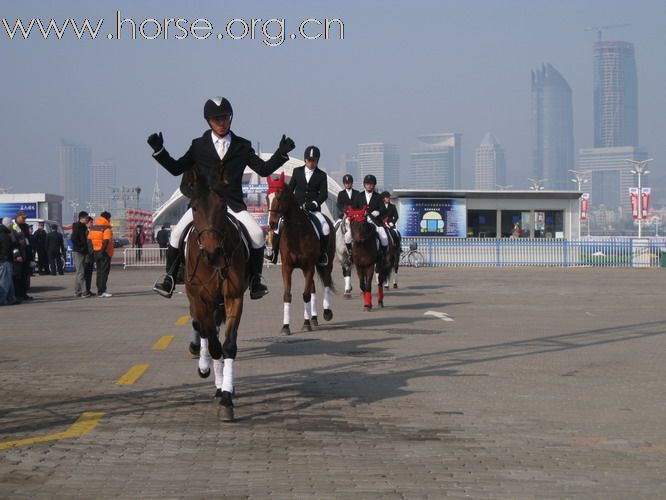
<box><xmin>184</xmin><ymin>169</ymin><xmax>248</xmax><ymax>421</ymax></box>
<box><xmin>266</xmin><ymin>172</ymin><xmax>335</xmax><ymax>335</ymax></box>
<box><xmin>346</xmin><ymin>207</ymin><xmax>396</xmax><ymax>310</ymax></box>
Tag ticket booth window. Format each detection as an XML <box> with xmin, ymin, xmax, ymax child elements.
<box><xmin>535</xmin><ymin>210</ymin><xmax>564</xmax><ymax>238</ymax></box>
<box><xmin>501</xmin><ymin>210</ymin><xmax>531</xmax><ymax>237</ymax></box>
<box><xmin>467</xmin><ymin>210</ymin><xmax>497</xmax><ymax>237</ymax></box>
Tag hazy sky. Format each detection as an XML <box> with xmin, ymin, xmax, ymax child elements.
<box><xmin>2</xmin><ymin>0</ymin><xmax>665</xmax><ymax>201</ymax></box>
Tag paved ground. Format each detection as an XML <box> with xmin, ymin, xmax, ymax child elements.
<box><xmin>1</xmin><ymin>264</ymin><xmax>665</xmax><ymax>499</ymax></box>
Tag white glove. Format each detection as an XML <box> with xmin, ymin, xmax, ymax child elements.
<box><xmin>371</xmin><ymin>210</ymin><xmax>380</xmax><ymax>217</ymax></box>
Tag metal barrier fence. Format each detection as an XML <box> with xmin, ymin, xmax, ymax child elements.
<box><xmin>123</xmin><ymin>247</ymin><xmax>166</xmax><ymax>269</ymax></box>
<box><xmin>123</xmin><ymin>239</ymin><xmax>666</xmax><ymax>269</ymax></box>
<box><xmin>401</xmin><ymin>237</ymin><xmax>666</xmax><ymax>268</ymax></box>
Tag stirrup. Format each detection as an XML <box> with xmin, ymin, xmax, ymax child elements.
<box><xmin>152</xmin><ymin>274</ymin><xmax>175</xmax><ymax>298</ymax></box>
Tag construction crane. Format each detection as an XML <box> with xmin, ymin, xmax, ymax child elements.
<box><xmin>584</xmin><ymin>24</ymin><xmax>630</xmax><ymax>42</ymax></box>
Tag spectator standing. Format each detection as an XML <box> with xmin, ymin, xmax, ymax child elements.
<box><xmin>32</xmin><ymin>222</ymin><xmax>49</xmax><ymax>274</ymax></box>
<box><xmin>71</xmin><ymin>211</ymin><xmax>91</xmax><ymax>297</ymax></box>
<box><xmin>87</xmin><ymin>211</ymin><xmax>114</xmax><ymax>297</ymax></box>
<box><xmin>12</xmin><ymin>210</ymin><xmax>33</xmax><ymax>300</ymax></box>
<box><xmin>0</xmin><ymin>217</ymin><xmax>20</xmax><ymax>305</ymax></box>
<box><xmin>155</xmin><ymin>225</ymin><xmax>170</xmax><ymax>258</ymax></box>
<box><xmin>84</xmin><ymin>216</ymin><xmax>94</xmax><ymax>296</ymax></box>
<box><xmin>133</xmin><ymin>225</ymin><xmax>145</xmax><ymax>262</ymax></box>
<box><xmin>46</xmin><ymin>224</ymin><xmax>66</xmax><ymax>275</ymax></box>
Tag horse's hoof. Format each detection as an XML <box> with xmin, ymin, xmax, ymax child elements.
<box><xmin>384</xmin><ymin>285</ymin><xmax>389</xmax><ymax>290</ymax></box>
<box><xmin>208</xmin><ymin>338</ymin><xmax>222</xmax><ymax>360</ymax></box>
<box><xmin>310</xmin><ymin>316</ymin><xmax>319</xmax><ymax>327</ymax></box>
<box><xmin>281</xmin><ymin>325</ymin><xmax>291</xmax><ymax>335</ymax></box>
<box><xmin>363</xmin><ymin>305</ymin><xmax>372</xmax><ymax>312</ymax></box>
<box><xmin>378</xmin><ymin>301</ymin><xmax>384</xmax><ymax>308</ymax></box>
<box><xmin>214</xmin><ymin>388</ymin><xmax>236</xmax><ymax>398</ymax></box>
<box><xmin>188</xmin><ymin>342</ymin><xmax>200</xmax><ymax>356</ymax></box>
<box><xmin>323</xmin><ymin>309</ymin><xmax>333</xmax><ymax>321</ymax></box>
<box><xmin>344</xmin><ymin>292</ymin><xmax>352</xmax><ymax>300</ymax></box>
<box><xmin>393</xmin><ymin>284</ymin><xmax>398</xmax><ymax>289</ymax></box>
<box><xmin>218</xmin><ymin>391</ymin><xmax>234</xmax><ymax>421</ymax></box>
<box><xmin>303</xmin><ymin>320</ymin><xmax>312</xmax><ymax>332</ymax></box>
<box><xmin>197</xmin><ymin>368</ymin><xmax>210</xmax><ymax>379</ymax></box>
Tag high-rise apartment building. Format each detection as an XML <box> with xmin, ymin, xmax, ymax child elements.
<box><xmin>357</xmin><ymin>143</ymin><xmax>400</xmax><ymax>191</ymax></box>
<box><xmin>410</xmin><ymin>133</ymin><xmax>461</xmax><ymax>189</ymax></box>
<box><xmin>474</xmin><ymin>133</ymin><xmax>506</xmax><ymax>190</ymax></box>
<box><xmin>59</xmin><ymin>141</ymin><xmax>91</xmax><ymax>220</ymax></box>
<box><xmin>577</xmin><ymin>146</ymin><xmax>649</xmax><ymax>209</ymax></box>
<box><xmin>531</xmin><ymin>63</ymin><xmax>574</xmax><ymax>190</ymax></box>
<box><xmin>89</xmin><ymin>160</ymin><xmax>117</xmax><ymax>213</ymax></box>
<box><xmin>594</xmin><ymin>41</ymin><xmax>638</xmax><ymax>148</ymax></box>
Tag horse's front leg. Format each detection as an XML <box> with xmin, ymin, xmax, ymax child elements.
<box><xmin>358</xmin><ymin>265</ymin><xmax>373</xmax><ymax>311</ymax></box>
<box><xmin>302</xmin><ymin>267</ymin><xmax>315</xmax><ymax>331</ymax></box>
<box><xmin>309</xmin><ymin>278</ymin><xmax>318</xmax><ymax>327</ymax></box>
<box><xmin>216</xmin><ymin>296</ymin><xmax>243</xmax><ymax>421</ymax></box>
<box><xmin>281</xmin><ymin>264</ymin><xmax>293</xmax><ymax>335</ymax></box>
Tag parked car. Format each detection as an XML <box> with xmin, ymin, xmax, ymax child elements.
<box><xmin>113</xmin><ymin>238</ymin><xmax>130</xmax><ymax>248</ymax></box>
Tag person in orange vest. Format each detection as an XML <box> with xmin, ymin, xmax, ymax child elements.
<box><xmin>87</xmin><ymin>211</ymin><xmax>114</xmax><ymax>297</ymax></box>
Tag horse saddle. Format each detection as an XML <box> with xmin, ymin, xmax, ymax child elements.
<box><xmin>306</xmin><ymin>212</ymin><xmax>330</xmax><ymax>241</ymax></box>
<box><xmin>183</xmin><ymin>215</ymin><xmax>250</xmax><ymax>262</ymax></box>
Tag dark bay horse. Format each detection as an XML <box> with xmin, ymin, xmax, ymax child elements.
<box><xmin>346</xmin><ymin>207</ymin><xmax>396</xmax><ymax>310</ymax></box>
<box><xmin>184</xmin><ymin>169</ymin><xmax>248</xmax><ymax>421</ymax></box>
<box><xmin>266</xmin><ymin>172</ymin><xmax>335</xmax><ymax>335</ymax></box>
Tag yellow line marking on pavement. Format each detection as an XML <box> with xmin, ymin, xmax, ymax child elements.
<box><xmin>0</xmin><ymin>412</ymin><xmax>104</xmax><ymax>451</ymax></box>
<box><xmin>116</xmin><ymin>364</ymin><xmax>149</xmax><ymax>385</ymax></box>
<box><xmin>175</xmin><ymin>315</ymin><xmax>190</xmax><ymax>326</ymax></box>
<box><xmin>152</xmin><ymin>335</ymin><xmax>174</xmax><ymax>350</ymax></box>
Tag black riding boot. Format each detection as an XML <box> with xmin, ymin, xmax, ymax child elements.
<box><xmin>318</xmin><ymin>234</ymin><xmax>329</xmax><ymax>266</ymax></box>
<box><xmin>249</xmin><ymin>247</ymin><xmax>269</xmax><ymax>299</ymax></box>
<box><xmin>153</xmin><ymin>245</ymin><xmax>179</xmax><ymax>298</ymax></box>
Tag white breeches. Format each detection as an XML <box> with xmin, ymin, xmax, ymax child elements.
<box><xmin>170</xmin><ymin>207</ymin><xmax>265</xmax><ymax>249</ymax></box>
<box><xmin>344</xmin><ymin>218</ymin><xmax>388</xmax><ymax>246</ymax></box>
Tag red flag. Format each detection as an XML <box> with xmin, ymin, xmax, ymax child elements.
<box><xmin>629</xmin><ymin>188</ymin><xmax>639</xmax><ymax>220</ymax></box>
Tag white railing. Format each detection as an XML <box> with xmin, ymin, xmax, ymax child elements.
<box><xmin>123</xmin><ymin>247</ymin><xmax>166</xmax><ymax>269</ymax></box>
<box><xmin>401</xmin><ymin>237</ymin><xmax>666</xmax><ymax>268</ymax></box>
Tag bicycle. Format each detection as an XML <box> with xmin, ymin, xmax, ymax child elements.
<box><xmin>399</xmin><ymin>242</ymin><xmax>426</xmax><ymax>267</ymax></box>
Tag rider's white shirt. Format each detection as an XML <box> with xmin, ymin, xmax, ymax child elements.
<box><xmin>212</xmin><ymin>131</ymin><xmax>231</xmax><ymax>160</ymax></box>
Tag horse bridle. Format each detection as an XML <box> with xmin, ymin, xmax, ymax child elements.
<box><xmin>188</xmin><ymin>222</ymin><xmax>242</xmax><ymax>287</ymax></box>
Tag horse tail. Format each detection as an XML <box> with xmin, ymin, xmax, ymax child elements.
<box><xmin>315</xmin><ymin>261</ymin><xmax>336</xmax><ymax>293</ymax></box>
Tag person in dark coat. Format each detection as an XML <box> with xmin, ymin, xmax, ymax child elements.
<box><xmin>0</xmin><ymin>217</ymin><xmax>20</xmax><ymax>305</ymax></box>
<box><xmin>155</xmin><ymin>225</ymin><xmax>170</xmax><ymax>258</ymax></box>
<box><xmin>12</xmin><ymin>210</ymin><xmax>33</xmax><ymax>299</ymax></box>
<box><xmin>46</xmin><ymin>224</ymin><xmax>66</xmax><ymax>276</ymax></box>
<box><xmin>147</xmin><ymin>96</ymin><xmax>295</xmax><ymax>299</ymax></box>
<box><xmin>346</xmin><ymin>174</ymin><xmax>389</xmax><ymax>253</ymax></box>
<box><xmin>271</xmin><ymin>145</ymin><xmax>330</xmax><ymax>265</ymax></box>
<box><xmin>336</xmin><ymin>174</ymin><xmax>359</xmax><ymax>220</ymax></box>
<box><xmin>71</xmin><ymin>211</ymin><xmax>90</xmax><ymax>297</ymax></box>
<box><xmin>381</xmin><ymin>191</ymin><xmax>401</xmax><ymax>247</ymax></box>
<box><xmin>32</xmin><ymin>222</ymin><xmax>49</xmax><ymax>274</ymax></box>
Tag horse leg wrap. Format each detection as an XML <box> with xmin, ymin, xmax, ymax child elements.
<box><xmin>303</xmin><ymin>299</ymin><xmax>311</xmax><ymax>320</ymax></box>
<box><xmin>344</xmin><ymin>276</ymin><xmax>351</xmax><ymax>292</ymax></box>
<box><xmin>214</xmin><ymin>358</ymin><xmax>224</xmax><ymax>389</ymax></box>
<box><xmin>363</xmin><ymin>291</ymin><xmax>372</xmax><ymax>307</ymax></box>
<box><xmin>199</xmin><ymin>338</ymin><xmax>211</xmax><ymax>373</ymax></box>
<box><xmin>283</xmin><ymin>302</ymin><xmax>291</xmax><ymax>326</ymax></box>
<box><xmin>222</xmin><ymin>358</ymin><xmax>234</xmax><ymax>393</ymax></box>
<box><xmin>310</xmin><ymin>293</ymin><xmax>318</xmax><ymax>318</ymax></box>
<box><xmin>323</xmin><ymin>287</ymin><xmax>331</xmax><ymax>309</ymax></box>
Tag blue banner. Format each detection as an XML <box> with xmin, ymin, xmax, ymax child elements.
<box><xmin>398</xmin><ymin>198</ymin><xmax>466</xmax><ymax>237</ymax></box>
<box><xmin>0</xmin><ymin>202</ymin><xmax>37</xmax><ymax>219</ymax></box>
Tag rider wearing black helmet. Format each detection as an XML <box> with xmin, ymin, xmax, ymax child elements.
<box><xmin>336</xmin><ymin>174</ymin><xmax>359</xmax><ymax>219</ymax></box>
<box><xmin>346</xmin><ymin>174</ymin><xmax>389</xmax><ymax>254</ymax></box>
<box><xmin>147</xmin><ymin>96</ymin><xmax>295</xmax><ymax>299</ymax></box>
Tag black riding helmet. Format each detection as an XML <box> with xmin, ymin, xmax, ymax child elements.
<box><xmin>204</xmin><ymin>97</ymin><xmax>233</xmax><ymax>120</ymax></box>
<box><xmin>381</xmin><ymin>191</ymin><xmax>390</xmax><ymax>198</ymax></box>
<box><xmin>342</xmin><ymin>174</ymin><xmax>353</xmax><ymax>184</ymax></box>
<box><xmin>363</xmin><ymin>174</ymin><xmax>377</xmax><ymax>185</ymax></box>
<box><xmin>304</xmin><ymin>145</ymin><xmax>321</xmax><ymax>161</ymax></box>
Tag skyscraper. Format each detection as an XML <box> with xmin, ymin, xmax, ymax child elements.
<box><xmin>474</xmin><ymin>133</ymin><xmax>506</xmax><ymax>190</ymax></box>
<box><xmin>89</xmin><ymin>160</ymin><xmax>116</xmax><ymax>213</ymax></box>
<box><xmin>410</xmin><ymin>133</ymin><xmax>461</xmax><ymax>189</ymax></box>
<box><xmin>357</xmin><ymin>143</ymin><xmax>400</xmax><ymax>191</ymax></box>
<box><xmin>59</xmin><ymin>141</ymin><xmax>91</xmax><ymax>220</ymax></box>
<box><xmin>531</xmin><ymin>63</ymin><xmax>574</xmax><ymax>190</ymax></box>
<box><xmin>594</xmin><ymin>41</ymin><xmax>638</xmax><ymax>148</ymax></box>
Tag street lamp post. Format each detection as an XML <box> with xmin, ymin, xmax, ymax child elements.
<box><xmin>527</xmin><ymin>178</ymin><xmax>547</xmax><ymax>191</ymax></box>
<box><xmin>627</xmin><ymin>159</ymin><xmax>653</xmax><ymax>238</ymax></box>
<box><xmin>569</xmin><ymin>170</ymin><xmax>589</xmax><ymax>239</ymax></box>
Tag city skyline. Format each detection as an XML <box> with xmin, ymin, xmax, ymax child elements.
<box><xmin>2</xmin><ymin>1</ymin><xmax>665</xmax><ymax>203</ymax></box>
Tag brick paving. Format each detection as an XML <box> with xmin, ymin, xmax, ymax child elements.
<box><xmin>0</xmin><ymin>265</ymin><xmax>665</xmax><ymax>498</ymax></box>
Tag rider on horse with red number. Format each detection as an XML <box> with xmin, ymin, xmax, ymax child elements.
<box><xmin>269</xmin><ymin>146</ymin><xmax>331</xmax><ymax>266</ymax></box>
<box><xmin>147</xmin><ymin>96</ymin><xmax>295</xmax><ymax>299</ymax></box>
<box><xmin>345</xmin><ymin>174</ymin><xmax>389</xmax><ymax>259</ymax></box>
